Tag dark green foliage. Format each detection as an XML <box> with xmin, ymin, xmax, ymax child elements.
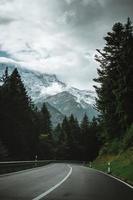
<box><xmin>94</xmin><ymin>18</ymin><xmax>133</xmax><ymax>141</ymax></box>
<box><xmin>80</xmin><ymin>115</ymin><xmax>100</xmax><ymax>161</ymax></box>
<box><xmin>80</xmin><ymin>114</ymin><xmax>90</xmax><ymax>160</ymax></box>
<box><xmin>38</xmin><ymin>134</ymin><xmax>55</xmax><ymax>160</ymax></box>
<box><xmin>0</xmin><ymin>67</ymin><xmax>41</xmax><ymax>160</ymax></box>
<box><xmin>55</xmin><ymin>114</ymin><xmax>100</xmax><ymax>161</ymax></box>
<box><xmin>56</xmin><ymin>116</ymin><xmax>69</xmax><ymax>159</ymax></box>
<box><xmin>99</xmin><ymin>139</ymin><xmax>122</xmax><ymax>155</ymax></box>
<box><xmin>53</xmin><ymin>123</ymin><xmax>62</xmax><ymax>142</ymax></box>
<box><xmin>59</xmin><ymin>116</ymin><xmax>68</xmax><ymax>144</ymax></box>
<box><xmin>41</xmin><ymin>103</ymin><xmax>52</xmax><ymax>138</ymax></box>
<box><xmin>38</xmin><ymin>103</ymin><xmax>54</xmax><ymax>160</ymax></box>
<box><xmin>122</xmin><ymin>124</ymin><xmax>133</xmax><ymax>150</ymax></box>
<box><xmin>66</xmin><ymin>115</ymin><xmax>81</xmax><ymax>160</ymax></box>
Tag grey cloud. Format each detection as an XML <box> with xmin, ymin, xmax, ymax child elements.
<box><xmin>62</xmin><ymin>0</ymin><xmax>133</xmax><ymax>30</ymax></box>
<box><xmin>60</xmin><ymin>0</ymin><xmax>133</xmax><ymax>47</ymax></box>
<box><xmin>0</xmin><ymin>16</ymin><xmax>15</xmax><ymax>24</ymax></box>
<box><xmin>0</xmin><ymin>0</ymin><xmax>132</xmax><ymax>90</ymax></box>
<box><xmin>60</xmin><ymin>0</ymin><xmax>104</xmax><ymax>27</ymax></box>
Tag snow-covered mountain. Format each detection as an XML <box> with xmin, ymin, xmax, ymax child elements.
<box><xmin>0</xmin><ymin>57</ymin><xmax>97</xmax><ymax>125</ymax></box>
<box><xmin>45</xmin><ymin>91</ymin><xmax>97</xmax><ymax>122</ymax></box>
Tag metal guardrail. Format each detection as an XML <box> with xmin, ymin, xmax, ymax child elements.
<box><xmin>0</xmin><ymin>160</ymin><xmax>86</xmax><ymax>175</ymax></box>
<box><xmin>0</xmin><ymin>160</ymin><xmax>52</xmax><ymax>175</ymax></box>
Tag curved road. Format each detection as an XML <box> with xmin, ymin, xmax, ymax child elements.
<box><xmin>0</xmin><ymin>163</ymin><xmax>132</xmax><ymax>200</ymax></box>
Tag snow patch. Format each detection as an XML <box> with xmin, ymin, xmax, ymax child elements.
<box><xmin>40</xmin><ymin>82</ymin><xmax>64</xmax><ymax>97</ymax></box>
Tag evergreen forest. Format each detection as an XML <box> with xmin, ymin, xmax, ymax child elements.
<box><xmin>0</xmin><ymin>18</ymin><xmax>133</xmax><ymax>162</ymax></box>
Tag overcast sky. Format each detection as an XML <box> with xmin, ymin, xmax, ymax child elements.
<box><xmin>0</xmin><ymin>0</ymin><xmax>133</xmax><ymax>90</ymax></box>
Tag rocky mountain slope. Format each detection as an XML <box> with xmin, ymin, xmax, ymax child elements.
<box><xmin>0</xmin><ymin>58</ymin><xmax>97</xmax><ymax>126</ymax></box>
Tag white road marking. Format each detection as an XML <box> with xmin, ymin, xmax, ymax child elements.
<box><xmin>94</xmin><ymin>168</ymin><xmax>133</xmax><ymax>189</ymax></box>
<box><xmin>32</xmin><ymin>164</ymin><xmax>72</xmax><ymax>200</ymax></box>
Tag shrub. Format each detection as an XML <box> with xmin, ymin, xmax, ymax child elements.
<box><xmin>123</xmin><ymin>124</ymin><xmax>133</xmax><ymax>150</ymax></box>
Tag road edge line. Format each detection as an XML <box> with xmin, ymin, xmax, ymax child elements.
<box><xmin>92</xmin><ymin>168</ymin><xmax>133</xmax><ymax>189</ymax></box>
<box><xmin>32</xmin><ymin>164</ymin><xmax>72</xmax><ymax>200</ymax></box>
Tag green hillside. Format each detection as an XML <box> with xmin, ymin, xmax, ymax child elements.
<box><xmin>92</xmin><ymin>148</ymin><xmax>133</xmax><ymax>185</ymax></box>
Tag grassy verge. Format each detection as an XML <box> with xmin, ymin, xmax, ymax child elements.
<box><xmin>92</xmin><ymin>148</ymin><xmax>133</xmax><ymax>186</ymax></box>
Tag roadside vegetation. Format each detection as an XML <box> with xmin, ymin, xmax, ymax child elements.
<box><xmin>92</xmin><ymin>147</ymin><xmax>133</xmax><ymax>185</ymax></box>
<box><xmin>92</xmin><ymin>18</ymin><xmax>133</xmax><ymax>184</ymax></box>
<box><xmin>0</xmin><ymin>68</ymin><xmax>100</xmax><ymax>162</ymax></box>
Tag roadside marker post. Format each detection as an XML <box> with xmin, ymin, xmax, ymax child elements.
<box><xmin>35</xmin><ymin>155</ymin><xmax>38</xmax><ymax>167</ymax></box>
<box><xmin>35</xmin><ymin>155</ymin><xmax>38</xmax><ymax>162</ymax></box>
<box><xmin>89</xmin><ymin>162</ymin><xmax>92</xmax><ymax>168</ymax></box>
<box><xmin>107</xmin><ymin>162</ymin><xmax>111</xmax><ymax>174</ymax></box>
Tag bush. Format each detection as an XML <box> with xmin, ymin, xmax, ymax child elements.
<box><xmin>108</xmin><ymin>139</ymin><xmax>121</xmax><ymax>154</ymax></box>
<box><xmin>99</xmin><ymin>139</ymin><xmax>122</xmax><ymax>155</ymax></box>
<box><xmin>123</xmin><ymin>124</ymin><xmax>133</xmax><ymax>150</ymax></box>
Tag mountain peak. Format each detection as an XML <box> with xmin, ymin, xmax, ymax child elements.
<box><xmin>0</xmin><ymin>61</ymin><xmax>97</xmax><ymax>125</ymax></box>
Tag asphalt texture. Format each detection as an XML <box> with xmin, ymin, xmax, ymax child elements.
<box><xmin>0</xmin><ymin>163</ymin><xmax>132</xmax><ymax>200</ymax></box>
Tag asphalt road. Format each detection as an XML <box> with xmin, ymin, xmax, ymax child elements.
<box><xmin>0</xmin><ymin>163</ymin><xmax>132</xmax><ymax>200</ymax></box>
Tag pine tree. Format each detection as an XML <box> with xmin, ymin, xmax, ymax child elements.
<box><xmin>38</xmin><ymin>103</ymin><xmax>54</xmax><ymax>159</ymax></box>
<box><xmin>56</xmin><ymin>116</ymin><xmax>69</xmax><ymax>159</ymax></box>
<box><xmin>94</xmin><ymin>18</ymin><xmax>133</xmax><ymax>139</ymax></box>
<box><xmin>113</xmin><ymin>18</ymin><xmax>133</xmax><ymax>130</ymax></box>
<box><xmin>0</xmin><ymin>68</ymin><xmax>39</xmax><ymax>159</ymax></box>
<box><xmin>2</xmin><ymin>66</ymin><xmax>9</xmax><ymax>83</ymax></box>
<box><xmin>89</xmin><ymin>117</ymin><xmax>101</xmax><ymax>160</ymax></box>
<box><xmin>53</xmin><ymin>123</ymin><xmax>62</xmax><ymax>142</ymax></box>
<box><xmin>41</xmin><ymin>103</ymin><xmax>52</xmax><ymax>138</ymax></box>
<box><xmin>58</xmin><ymin>116</ymin><xmax>68</xmax><ymax>143</ymax></box>
<box><xmin>80</xmin><ymin>114</ymin><xmax>100</xmax><ymax>161</ymax></box>
<box><xmin>81</xmin><ymin>114</ymin><xmax>89</xmax><ymax>140</ymax></box>
<box><xmin>80</xmin><ymin>114</ymin><xmax>90</xmax><ymax>160</ymax></box>
<box><xmin>66</xmin><ymin>115</ymin><xmax>81</xmax><ymax>160</ymax></box>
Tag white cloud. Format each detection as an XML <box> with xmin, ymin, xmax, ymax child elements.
<box><xmin>0</xmin><ymin>0</ymin><xmax>131</xmax><ymax>90</ymax></box>
<box><xmin>0</xmin><ymin>0</ymin><xmax>98</xmax><ymax>90</ymax></box>
<box><xmin>41</xmin><ymin>82</ymin><xmax>64</xmax><ymax>96</ymax></box>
